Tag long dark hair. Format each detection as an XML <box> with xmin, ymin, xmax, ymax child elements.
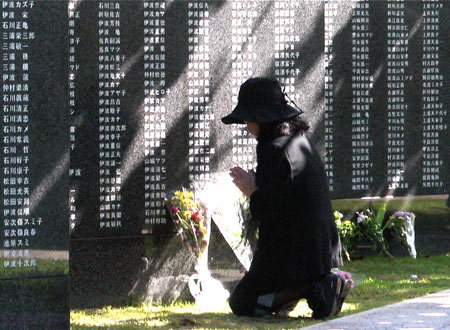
<box><xmin>242</xmin><ymin>115</ymin><xmax>310</xmax><ymax>244</ymax></box>
<box><xmin>257</xmin><ymin>114</ymin><xmax>310</xmax><ymax>142</ymax></box>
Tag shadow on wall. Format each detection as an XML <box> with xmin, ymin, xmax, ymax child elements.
<box><xmin>67</xmin><ymin>0</ymin><xmax>450</xmax><ymax>308</ymax></box>
<box><xmin>67</xmin><ymin>0</ymin><xmax>334</xmax><ymax>307</ymax></box>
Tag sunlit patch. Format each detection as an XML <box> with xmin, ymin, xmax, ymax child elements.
<box><xmin>378</xmin><ymin>321</ymin><xmax>391</xmax><ymax>325</ymax></box>
<box><xmin>398</xmin><ymin>277</ymin><xmax>430</xmax><ymax>285</ymax></box>
<box><xmin>289</xmin><ymin>300</ymin><xmax>313</xmax><ymax>318</ymax></box>
<box><xmin>419</xmin><ymin>312</ymin><xmax>447</xmax><ymax>317</ymax></box>
<box><xmin>341</xmin><ymin>302</ymin><xmax>359</xmax><ymax>312</ymax></box>
<box><xmin>29</xmin><ymin>151</ymin><xmax>69</xmax><ymax>213</ymax></box>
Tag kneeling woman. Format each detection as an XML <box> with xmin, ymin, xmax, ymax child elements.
<box><xmin>221</xmin><ymin>77</ymin><xmax>351</xmax><ymax>319</ymax></box>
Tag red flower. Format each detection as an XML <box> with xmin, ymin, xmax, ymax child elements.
<box><xmin>191</xmin><ymin>211</ymin><xmax>201</xmax><ymax>222</ymax></box>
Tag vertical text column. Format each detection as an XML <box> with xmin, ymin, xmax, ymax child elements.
<box><xmin>231</xmin><ymin>0</ymin><xmax>257</xmax><ymax>171</ymax></box>
<box><xmin>98</xmin><ymin>2</ymin><xmax>124</xmax><ymax>229</ymax></box>
<box><xmin>143</xmin><ymin>1</ymin><xmax>167</xmax><ymax>226</ymax></box>
<box><xmin>324</xmin><ymin>0</ymin><xmax>338</xmax><ymax>192</ymax></box>
<box><xmin>274</xmin><ymin>1</ymin><xmax>299</xmax><ymax>96</ymax></box>
<box><xmin>188</xmin><ymin>1</ymin><xmax>212</xmax><ymax>187</ymax></box>
<box><xmin>422</xmin><ymin>0</ymin><xmax>445</xmax><ymax>189</ymax></box>
<box><xmin>68</xmin><ymin>1</ymin><xmax>80</xmax><ymax>232</ymax></box>
<box><xmin>351</xmin><ymin>0</ymin><xmax>374</xmax><ymax>193</ymax></box>
<box><xmin>1</xmin><ymin>2</ymin><xmax>37</xmax><ymax>271</ymax></box>
<box><xmin>386</xmin><ymin>0</ymin><xmax>408</xmax><ymax>193</ymax></box>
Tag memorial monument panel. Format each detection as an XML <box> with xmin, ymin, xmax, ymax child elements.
<box><xmin>67</xmin><ymin>0</ymin><xmax>448</xmax><ymax>307</ymax></box>
<box><xmin>0</xmin><ymin>0</ymin><xmax>447</xmax><ymax>317</ymax></box>
<box><xmin>325</xmin><ymin>0</ymin><xmax>449</xmax><ymax>199</ymax></box>
<box><xmin>0</xmin><ymin>1</ymin><xmax>69</xmax><ymax>328</ymax></box>
<box><xmin>1</xmin><ymin>0</ymin><xmax>68</xmax><ymax>279</ymax></box>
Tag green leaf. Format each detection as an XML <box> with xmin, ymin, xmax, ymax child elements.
<box><xmin>375</xmin><ymin>202</ymin><xmax>387</xmax><ymax>226</ymax></box>
<box><xmin>382</xmin><ymin>217</ymin><xmax>394</xmax><ymax>231</ymax></box>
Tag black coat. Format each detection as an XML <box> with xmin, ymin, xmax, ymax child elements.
<box><xmin>249</xmin><ymin>132</ymin><xmax>342</xmax><ymax>283</ymax></box>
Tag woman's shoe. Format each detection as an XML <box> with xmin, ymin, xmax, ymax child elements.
<box><xmin>308</xmin><ymin>273</ymin><xmax>351</xmax><ymax>319</ymax></box>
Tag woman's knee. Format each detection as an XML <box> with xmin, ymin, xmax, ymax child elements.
<box><xmin>228</xmin><ymin>289</ymin><xmax>254</xmax><ymax>316</ymax></box>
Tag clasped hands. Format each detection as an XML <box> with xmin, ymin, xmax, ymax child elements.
<box><xmin>229</xmin><ymin>166</ymin><xmax>257</xmax><ymax>198</ymax></box>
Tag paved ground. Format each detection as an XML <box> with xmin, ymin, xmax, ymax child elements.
<box><xmin>302</xmin><ymin>289</ymin><xmax>450</xmax><ymax>330</ymax></box>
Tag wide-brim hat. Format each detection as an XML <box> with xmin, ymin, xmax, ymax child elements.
<box><xmin>221</xmin><ymin>77</ymin><xmax>303</xmax><ymax>125</ymax></box>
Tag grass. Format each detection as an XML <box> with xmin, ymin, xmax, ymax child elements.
<box><xmin>0</xmin><ymin>257</ymin><xmax>69</xmax><ymax>278</ymax></box>
<box><xmin>331</xmin><ymin>196</ymin><xmax>449</xmax><ymax>217</ymax></box>
<box><xmin>71</xmin><ymin>254</ymin><xmax>450</xmax><ymax>330</ymax></box>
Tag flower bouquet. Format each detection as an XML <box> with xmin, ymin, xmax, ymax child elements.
<box><xmin>384</xmin><ymin>211</ymin><xmax>417</xmax><ymax>258</ymax></box>
<box><xmin>334</xmin><ymin>210</ymin><xmax>360</xmax><ymax>262</ymax></box>
<box><xmin>168</xmin><ymin>189</ymin><xmax>209</xmax><ymax>271</ymax></box>
<box><xmin>167</xmin><ymin>188</ymin><xmax>229</xmax><ymax>310</ymax></box>
<box><xmin>354</xmin><ymin>203</ymin><xmax>394</xmax><ymax>259</ymax></box>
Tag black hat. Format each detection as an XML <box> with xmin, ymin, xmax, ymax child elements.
<box><xmin>221</xmin><ymin>77</ymin><xmax>303</xmax><ymax>125</ymax></box>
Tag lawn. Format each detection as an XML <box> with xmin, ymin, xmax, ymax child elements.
<box><xmin>71</xmin><ymin>254</ymin><xmax>450</xmax><ymax>330</ymax></box>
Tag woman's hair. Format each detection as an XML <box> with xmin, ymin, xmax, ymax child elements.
<box><xmin>257</xmin><ymin>115</ymin><xmax>310</xmax><ymax>142</ymax></box>
<box><xmin>242</xmin><ymin>115</ymin><xmax>310</xmax><ymax>244</ymax></box>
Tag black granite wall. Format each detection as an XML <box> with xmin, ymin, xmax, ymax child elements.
<box><xmin>0</xmin><ymin>1</ymin><xmax>69</xmax><ymax>328</ymax></box>
<box><xmin>1</xmin><ymin>1</ymin><xmax>449</xmax><ymax>327</ymax></box>
<box><xmin>66</xmin><ymin>0</ymin><xmax>449</xmax><ymax>309</ymax></box>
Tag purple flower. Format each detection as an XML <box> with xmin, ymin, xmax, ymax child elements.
<box><xmin>392</xmin><ymin>211</ymin><xmax>413</xmax><ymax>219</ymax></box>
<box><xmin>356</xmin><ymin>212</ymin><xmax>366</xmax><ymax>224</ymax></box>
<box><xmin>171</xmin><ymin>206</ymin><xmax>179</xmax><ymax>213</ymax></box>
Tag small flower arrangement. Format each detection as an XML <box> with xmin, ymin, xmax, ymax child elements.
<box><xmin>167</xmin><ymin>189</ymin><xmax>209</xmax><ymax>260</ymax></box>
<box><xmin>385</xmin><ymin>211</ymin><xmax>417</xmax><ymax>258</ymax></box>
<box><xmin>334</xmin><ymin>204</ymin><xmax>417</xmax><ymax>260</ymax></box>
<box><xmin>334</xmin><ymin>210</ymin><xmax>359</xmax><ymax>261</ymax></box>
<box><xmin>353</xmin><ymin>203</ymin><xmax>394</xmax><ymax>259</ymax></box>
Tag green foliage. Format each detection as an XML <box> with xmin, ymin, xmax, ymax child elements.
<box><xmin>384</xmin><ymin>211</ymin><xmax>417</xmax><ymax>257</ymax></box>
<box><xmin>375</xmin><ymin>202</ymin><xmax>386</xmax><ymax>227</ymax></box>
<box><xmin>334</xmin><ymin>211</ymin><xmax>359</xmax><ymax>261</ymax></box>
<box><xmin>332</xmin><ymin>197</ymin><xmax>447</xmax><ymax>216</ymax></box>
<box><xmin>356</xmin><ymin>203</ymin><xmax>393</xmax><ymax>259</ymax></box>
<box><xmin>334</xmin><ymin>203</ymin><xmax>419</xmax><ymax>259</ymax></box>
<box><xmin>0</xmin><ymin>257</ymin><xmax>69</xmax><ymax>278</ymax></box>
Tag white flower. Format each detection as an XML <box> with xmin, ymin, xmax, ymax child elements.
<box><xmin>356</xmin><ymin>212</ymin><xmax>366</xmax><ymax>224</ymax></box>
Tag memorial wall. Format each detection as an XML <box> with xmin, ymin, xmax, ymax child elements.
<box><xmin>0</xmin><ymin>1</ymin><xmax>69</xmax><ymax>328</ymax></box>
<box><xmin>0</xmin><ymin>0</ymin><xmax>449</xmax><ymax>327</ymax></box>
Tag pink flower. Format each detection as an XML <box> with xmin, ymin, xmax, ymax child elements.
<box><xmin>171</xmin><ymin>206</ymin><xmax>179</xmax><ymax>213</ymax></box>
<box><xmin>336</xmin><ymin>270</ymin><xmax>354</xmax><ymax>288</ymax></box>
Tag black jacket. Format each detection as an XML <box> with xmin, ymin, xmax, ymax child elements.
<box><xmin>249</xmin><ymin>132</ymin><xmax>342</xmax><ymax>283</ymax></box>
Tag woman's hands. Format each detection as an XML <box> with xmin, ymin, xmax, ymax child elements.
<box><xmin>229</xmin><ymin>166</ymin><xmax>257</xmax><ymax>198</ymax></box>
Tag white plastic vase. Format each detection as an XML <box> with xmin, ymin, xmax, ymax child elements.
<box><xmin>188</xmin><ymin>240</ymin><xmax>230</xmax><ymax>311</ymax></box>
